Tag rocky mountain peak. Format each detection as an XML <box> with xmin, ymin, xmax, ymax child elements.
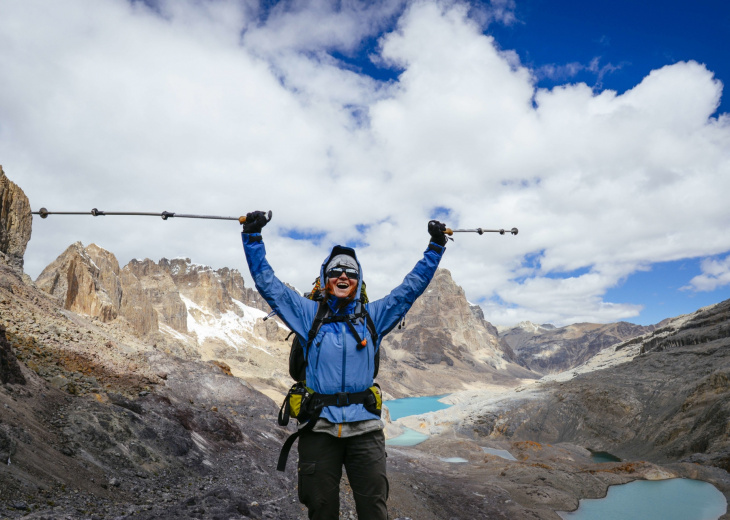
<box><xmin>35</xmin><ymin>242</ymin><xmax>157</xmax><ymax>335</ymax></box>
<box><xmin>36</xmin><ymin>242</ymin><xmax>123</xmax><ymax>323</ymax></box>
<box><xmin>0</xmin><ymin>166</ymin><xmax>32</xmax><ymax>271</ymax></box>
<box><xmin>380</xmin><ymin>268</ymin><xmax>532</xmax><ymax>395</ymax></box>
<box><xmin>516</xmin><ymin>321</ymin><xmax>553</xmax><ymax>333</ymax></box>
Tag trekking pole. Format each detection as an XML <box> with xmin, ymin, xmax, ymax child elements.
<box><xmin>32</xmin><ymin>208</ymin><xmax>272</xmax><ymax>224</ymax></box>
<box><xmin>445</xmin><ymin>227</ymin><xmax>518</xmax><ymax>236</ymax></box>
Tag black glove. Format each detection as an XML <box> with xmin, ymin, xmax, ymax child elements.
<box><xmin>242</xmin><ymin>211</ymin><xmax>269</xmax><ymax>234</ymax></box>
<box><xmin>428</xmin><ymin>220</ymin><xmax>447</xmax><ymax>246</ymax></box>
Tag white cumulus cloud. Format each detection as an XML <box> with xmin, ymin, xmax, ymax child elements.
<box><xmin>683</xmin><ymin>256</ymin><xmax>730</xmax><ymax>292</ymax></box>
<box><xmin>1</xmin><ymin>0</ymin><xmax>728</xmax><ymax>327</ymax></box>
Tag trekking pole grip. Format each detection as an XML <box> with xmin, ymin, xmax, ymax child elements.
<box><xmin>238</xmin><ymin>210</ymin><xmax>273</xmax><ymax>225</ymax></box>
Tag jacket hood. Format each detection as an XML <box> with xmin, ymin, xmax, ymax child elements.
<box><xmin>320</xmin><ymin>245</ymin><xmax>362</xmax><ymax>303</ymax></box>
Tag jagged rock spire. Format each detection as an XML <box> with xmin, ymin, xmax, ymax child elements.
<box><xmin>0</xmin><ymin>165</ymin><xmax>33</xmax><ymax>271</ymax></box>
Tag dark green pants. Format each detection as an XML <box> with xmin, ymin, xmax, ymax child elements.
<box><xmin>298</xmin><ymin>429</ymin><xmax>388</xmax><ymax>520</ymax></box>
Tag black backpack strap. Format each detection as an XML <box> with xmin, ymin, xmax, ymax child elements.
<box><xmin>345</xmin><ymin>320</ymin><xmax>367</xmax><ymax>350</ymax></box>
<box><xmin>302</xmin><ymin>301</ymin><xmax>330</xmax><ymax>369</ymax></box>
<box><xmin>322</xmin><ymin>301</ymin><xmax>379</xmax><ymax>349</ymax></box>
<box><xmin>310</xmin><ymin>388</ymin><xmax>376</xmax><ymax>407</ymax></box>
<box><xmin>277</xmin><ymin>404</ymin><xmax>323</xmax><ymax>472</ymax></box>
<box><xmin>306</xmin><ymin>301</ymin><xmax>330</xmax><ymax>345</ymax></box>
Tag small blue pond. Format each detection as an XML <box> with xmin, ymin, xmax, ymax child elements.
<box><xmin>482</xmin><ymin>447</ymin><xmax>517</xmax><ymax>461</ymax></box>
<box><xmin>385</xmin><ymin>394</ymin><xmax>451</xmax><ymax>421</ymax></box>
<box><xmin>589</xmin><ymin>451</ymin><xmax>621</xmax><ymax>463</ymax></box>
<box><xmin>386</xmin><ymin>427</ymin><xmax>429</xmax><ymax>446</ymax></box>
<box><xmin>384</xmin><ymin>395</ymin><xmax>453</xmax><ymax>446</ymax></box>
<box><xmin>558</xmin><ymin>478</ymin><xmax>727</xmax><ymax>520</ymax></box>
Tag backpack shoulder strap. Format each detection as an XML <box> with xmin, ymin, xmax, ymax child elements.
<box><xmin>361</xmin><ymin>303</ymin><xmax>378</xmax><ymax>346</ymax></box>
<box><xmin>306</xmin><ymin>300</ymin><xmax>330</xmax><ymax>346</ymax></box>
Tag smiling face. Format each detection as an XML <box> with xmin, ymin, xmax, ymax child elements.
<box><xmin>326</xmin><ymin>267</ymin><xmax>358</xmax><ymax>300</ymax></box>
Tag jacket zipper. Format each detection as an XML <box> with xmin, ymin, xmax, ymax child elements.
<box><xmin>341</xmin><ymin>322</ymin><xmax>347</xmax><ymax>423</ymax></box>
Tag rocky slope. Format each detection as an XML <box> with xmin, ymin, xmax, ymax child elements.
<box><xmin>463</xmin><ymin>299</ymin><xmax>730</xmax><ymax>474</ymax></box>
<box><xmin>500</xmin><ymin>320</ymin><xmax>656</xmax><ymax>374</ymax></box>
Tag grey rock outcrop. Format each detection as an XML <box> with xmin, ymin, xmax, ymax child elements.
<box><xmin>0</xmin><ymin>166</ymin><xmax>32</xmax><ymax>271</ymax></box>
<box><xmin>125</xmin><ymin>259</ymin><xmax>188</xmax><ymax>333</ymax></box>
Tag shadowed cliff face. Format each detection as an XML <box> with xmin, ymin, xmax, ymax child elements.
<box><xmin>0</xmin><ymin>166</ymin><xmax>32</xmax><ymax>271</ymax></box>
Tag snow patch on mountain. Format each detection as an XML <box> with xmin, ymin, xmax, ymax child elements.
<box><xmin>181</xmin><ymin>295</ymin><xmax>272</xmax><ymax>354</ymax></box>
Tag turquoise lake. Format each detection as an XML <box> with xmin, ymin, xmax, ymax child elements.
<box><xmin>384</xmin><ymin>395</ymin><xmax>453</xmax><ymax>446</ymax></box>
<box><xmin>385</xmin><ymin>427</ymin><xmax>429</xmax><ymax>446</ymax></box>
<box><xmin>558</xmin><ymin>478</ymin><xmax>727</xmax><ymax>520</ymax></box>
<box><xmin>384</xmin><ymin>394</ymin><xmax>451</xmax><ymax>421</ymax></box>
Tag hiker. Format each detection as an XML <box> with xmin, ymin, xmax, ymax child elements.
<box><xmin>241</xmin><ymin>212</ymin><xmax>447</xmax><ymax>520</ymax></box>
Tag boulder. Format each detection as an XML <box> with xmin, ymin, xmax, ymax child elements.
<box><xmin>0</xmin><ymin>165</ymin><xmax>33</xmax><ymax>271</ymax></box>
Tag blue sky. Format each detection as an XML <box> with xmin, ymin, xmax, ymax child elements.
<box><xmin>490</xmin><ymin>0</ymin><xmax>730</xmax><ymax>116</ymax></box>
<box><xmin>604</xmin><ymin>257</ymin><xmax>730</xmax><ymax>325</ymax></box>
<box><xmin>1</xmin><ymin>0</ymin><xmax>730</xmax><ymax>327</ymax></box>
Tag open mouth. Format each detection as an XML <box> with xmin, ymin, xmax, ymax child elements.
<box><xmin>337</xmin><ymin>282</ymin><xmax>350</xmax><ymax>289</ymax></box>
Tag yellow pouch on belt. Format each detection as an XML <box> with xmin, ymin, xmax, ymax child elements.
<box><xmin>278</xmin><ymin>382</ymin><xmax>315</xmax><ymax>426</ymax></box>
<box><xmin>365</xmin><ymin>384</ymin><xmax>382</xmax><ymax>416</ymax></box>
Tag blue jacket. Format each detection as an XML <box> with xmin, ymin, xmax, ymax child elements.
<box><xmin>243</xmin><ymin>234</ymin><xmax>445</xmax><ymax>423</ymax></box>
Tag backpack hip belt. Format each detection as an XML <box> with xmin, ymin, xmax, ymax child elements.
<box><xmin>276</xmin><ymin>383</ymin><xmax>382</xmax><ymax>471</ymax></box>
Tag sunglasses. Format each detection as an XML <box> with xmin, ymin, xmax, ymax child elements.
<box><xmin>326</xmin><ymin>267</ymin><xmax>359</xmax><ymax>280</ymax></box>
